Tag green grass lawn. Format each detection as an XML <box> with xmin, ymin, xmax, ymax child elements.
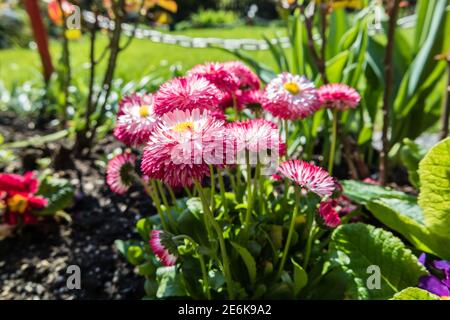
<box><xmin>0</xmin><ymin>25</ymin><xmax>287</xmax><ymax>90</ymax></box>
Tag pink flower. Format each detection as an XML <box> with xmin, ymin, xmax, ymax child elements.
<box><xmin>141</xmin><ymin>108</ymin><xmax>226</xmax><ymax>187</ymax></box>
<box><xmin>154</xmin><ymin>75</ymin><xmax>224</xmax><ymax>116</ymax></box>
<box><xmin>106</xmin><ymin>152</ymin><xmax>137</xmax><ymax>195</ymax></box>
<box><xmin>318</xmin><ymin>200</ymin><xmax>342</xmax><ymax>228</ymax></box>
<box><xmin>149</xmin><ymin>230</ymin><xmax>177</xmax><ymax>266</ymax></box>
<box><xmin>263</xmin><ymin>72</ymin><xmax>320</xmax><ymax>120</ymax></box>
<box><xmin>188</xmin><ymin>62</ymin><xmax>239</xmax><ymax>94</ymax></box>
<box><xmin>235</xmin><ymin>89</ymin><xmax>264</xmax><ymax>110</ymax></box>
<box><xmin>222</xmin><ymin>61</ymin><xmax>260</xmax><ymax>90</ymax></box>
<box><xmin>228</xmin><ymin>119</ymin><xmax>281</xmax><ymax>154</ymax></box>
<box><xmin>318</xmin><ymin>83</ymin><xmax>360</xmax><ymax>110</ymax></box>
<box><xmin>278</xmin><ymin>160</ymin><xmax>335</xmax><ymax>197</ymax></box>
<box><xmin>113</xmin><ymin>93</ymin><xmax>157</xmax><ymax>146</ymax></box>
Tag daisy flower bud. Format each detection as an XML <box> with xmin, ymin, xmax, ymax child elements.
<box><xmin>106</xmin><ymin>152</ymin><xmax>137</xmax><ymax>195</ymax></box>
<box><xmin>149</xmin><ymin>230</ymin><xmax>178</xmax><ymax>267</ymax></box>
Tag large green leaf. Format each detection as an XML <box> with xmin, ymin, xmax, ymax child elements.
<box><xmin>391</xmin><ymin>287</ymin><xmax>440</xmax><ymax>300</ymax></box>
<box><xmin>36</xmin><ymin>176</ymin><xmax>75</xmax><ymax>215</ymax></box>
<box><xmin>341</xmin><ymin>180</ymin><xmax>414</xmax><ymax>205</ymax></box>
<box><xmin>330</xmin><ymin>223</ymin><xmax>427</xmax><ymax>299</ymax></box>
<box><xmin>366</xmin><ymin>198</ymin><xmax>450</xmax><ymax>260</ymax></box>
<box><xmin>418</xmin><ymin>138</ymin><xmax>450</xmax><ymax>239</ymax></box>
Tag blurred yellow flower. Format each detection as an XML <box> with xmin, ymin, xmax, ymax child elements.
<box><xmin>65</xmin><ymin>29</ymin><xmax>82</xmax><ymax>40</ymax></box>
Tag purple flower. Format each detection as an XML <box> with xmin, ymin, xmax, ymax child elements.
<box><xmin>418</xmin><ymin>253</ymin><xmax>450</xmax><ymax>297</ymax></box>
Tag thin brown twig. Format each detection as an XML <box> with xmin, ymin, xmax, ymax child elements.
<box><xmin>379</xmin><ymin>0</ymin><xmax>401</xmax><ymax>185</ymax></box>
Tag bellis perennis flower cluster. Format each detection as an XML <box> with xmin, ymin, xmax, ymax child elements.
<box><xmin>108</xmin><ymin>61</ymin><xmax>360</xmax><ymax>299</ymax></box>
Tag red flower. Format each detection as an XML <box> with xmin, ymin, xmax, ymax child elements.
<box><xmin>0</xmin><ymin>172</ymin><xmax>39</xmax><ymax>194</ymax></box>
<box><xmin>318</xmin><ymin>200</ymin><xmax>341</xmax><ymax>228</ymax></box>
<box><xmin>0</xmin><ymin>172</ymin><xmax>47</xmax><ymax>225</ymax></box>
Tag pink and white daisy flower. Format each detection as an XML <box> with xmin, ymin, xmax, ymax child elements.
<box><xmin>318</xmin><ymin>83</ymin><xmax>361</xmax><ymax>110</ymax></box>
<box><xmin>106</xmin><ymin>152</ymin><xmax>136</xmax><ymax>194</ymax></box>
<box><xmin>114</xmin><ymin>93</ymin><xmax>157</xmax><ymax>146</ymax></box>
<box><xmin>278</xmin><ymin>160</ymin><xmax>335</xmax><ymax>197</ymax></box>
<box><xmin>149</xmin><ymin>230</ymin><xmax>177</xmax><ymax>266</ymax></box>
<box><xmin>154</xmin><ymin>75</ymin><xmax>224</xmax><ymax>116</ymax></box>
<box><xmin>263</xmin><ymin>72</ymin><xmax>320</xmax><ymax>120</ymax></box>
<box><xmin>318</xmin><ymin>200</ymin><xmax>342</xmax><ymax>228</ymax></box>
<box><xmin>223</xmin><ymin>61</ymin><xmax>260</xmax><ymax>90</ymax></box>
<box><xmin>188</xmin><ymin>62</ymin><xmax>239</xmax><ymax>94</ymax></box>
<box><xmin>141</xmin><ymin>108</ymin><xmax>226</xmax><ymax>187</ymax></box>
<box><xmin>227</xmin><ymin>119</ymin><xmax>281</xmax><ymax>154</ymax></box>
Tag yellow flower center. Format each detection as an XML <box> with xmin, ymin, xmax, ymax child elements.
<box><xmin>283</xmin><ymin>82</ymin><xmax>301</xmax><ymax>95</ymax></box>
<box><xmin>139</xmin><ymin>105</ymin><xmax>150</xmax><ymax>118</ymax></box>
<box><xmin>173</xmin><ymin>121</ymin><xmax>195</xmax><ymax>132</ymax></box>
<box><xmin>7</xmin><ymin>194</ymin><xmax>29</xmax><ymax>214</ymax></box>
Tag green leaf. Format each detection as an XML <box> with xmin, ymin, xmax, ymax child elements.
<box><xmin>138</xmin><ymin>262</ymin><xmax>156</xmax><ymax>277</ymax></box>
<box><xmin>156</xmin><ymin>266</ymin><xmax>187</xmax><ymax>298</ymax></box>
<box><xmin>230</xmin><ymin>241</ymin><xmax>257</xmax><ymax>284</ymax></box>
<box><xmin>326</xmin><ymin>50</ymin><xmax>350</xmax><ymax>83</ymax></box>
<box><xmin>341</xmin><ymin>180</ymin><xmax>414</xmax><ymax>205</ymax></box>
<box><xmin>330</xmin><ymin>223</ymin><xmax>427</xmax><ymax>299</ymax></box>
<box><xmin>36</xmin><ymin>176</ymin><xmax>75</xmax><ymax>215</ymax></box>
<box><xmin>292</xmin><ymin>259</ymin><xmax>308</xmax><ymax>296</ymax></box>
<box><xmin>136</xmin><ymin>217</ymin><xmax>153</xmax><ymax>242</ymax></box>
<box><xmin>357</xmin><ymin>123</ymin><xmax>372</xmax><ymax>145</ymax></box>
<box><xmin>366</xmin><ymin>198</ymin><xmax>450</xmax><ymax>259</ymax></box>
<box><xmin>127</xmin><ymin>245</ymin><xmax>144</xmax><ymax>266</ymax></box>
<box><xmin>391</xmin><ymin>287</ymin><xmax>440</xmax><ymax>300</ymax></box>
<box><xmin>400</xmin><ymin>138</ymin><xmax>427</xmax><ymax>188</ymax></box>
<box><xmin>418</xmin><ymin>138</ymin><xmax>450</xmax><ymax>243</ymax></box>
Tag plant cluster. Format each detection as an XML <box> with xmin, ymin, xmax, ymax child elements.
<box><xmin>107</xmin><ymin>58</ymin><xmax>449</xmax><ymax>300</ymax></box>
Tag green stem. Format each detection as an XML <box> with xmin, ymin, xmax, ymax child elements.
<box><xmin>217</xmin><ymin>167</ymin><xmax>228</xmax><ymax>217</ymax></box>
<box><xmin>244</xmin><ymin>151</ymin><xmax>253</xmax><ymax>226</ymax></box>
<box><xmin>154</xmin><ymin>180</ymin><xmax>177</xmax><ymax>229</ymax></box>
<box><xmin>303</xmin><ymin>222</ymin><xmax>317</xmax><ymax>270</ymax></box>
<box><xmin>167</xmin><ymin>184</ymin><xmax>177</xmax><ymax>205</ymax></box>
<box><xmin>226</xmin><ymin>166</ymin><xmax>237</xmax><ymax>192</ymax></box>
<box><xmin>184</xmin><ymin>187</ymin><xmax>193</xmax><ymax>198</ymax></box>
<box><xmin>140</xmin><ymin>178</ymin><xmax>168</xmax><ymax>231</ymax></box>
<box><xmin>284</xmin><ymin>119</ymin><xmax>289</xmax><ymax>158</ymax></box>
<box><xmin>277</xmin><ymin>185</ymin><xmax>300</xmax><ymax>278</ymax></box>
<box><xmin>194</xmin><ymin>180</ymin><xmax>234</xmax><ymax>300</ymax></box>
<box><xmin>209</xmin><ymin>165</ymin><xmax>215</xmax><ymax>212</ymax></box>
<box><xmin>328</xmin><ymin>109</ymin><xmax>338</xmax><ymax>175</ymax></box>
<box><xmin>173</xmin><ymin>234</ymin><xmax>211</xmax><ymax>300</ymax></box>
<box><xmin>198</xmin><ymin>252</ymin><xmax>212</xmax><ymax>299</ymax></box>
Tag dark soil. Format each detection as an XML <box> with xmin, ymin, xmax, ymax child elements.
<box><xmin>0</xmin><ymin>116</ymin><xmax>152</xmax><ymax>299</ymax></box>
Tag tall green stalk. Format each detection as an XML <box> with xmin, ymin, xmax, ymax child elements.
<box><xmin>194</xmin><ymin>180</ymin><xmax>234</xmax><ymax>299</ymax></box>
<box><xmin>277</xmin><ymin>185</ymin><xmax>301</xmax><ymax>278</ymax></box>
<box><xmin>328</xmin><ymin>109</ymin><xmax>338</xmax><ymax>174</ymax></box>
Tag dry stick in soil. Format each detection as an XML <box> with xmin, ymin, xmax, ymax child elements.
<box><xmin>379</xmin><ymin>0</ymin><xmax>401</xmax><ymax>186</ymax></box>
